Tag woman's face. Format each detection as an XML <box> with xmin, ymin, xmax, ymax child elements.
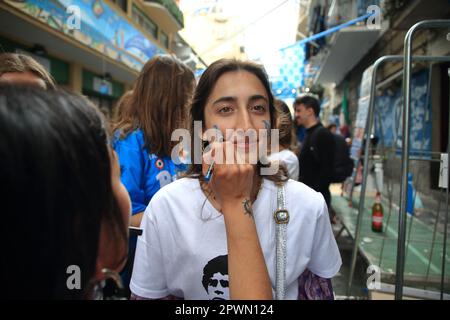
<box><xmin>203</xmin><ymin>71</ymin><xmax>271</xmax><ymax>158</ymax></box>
<box><xmin>0</xmin><ymin>71</ymin><xmax>47</xmax><ymax>89</ymax></box>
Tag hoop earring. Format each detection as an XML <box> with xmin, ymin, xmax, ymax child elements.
<box><xmin>202</xmin><ymin>140</ymin><xmax>208</xmax><ymax>154</ymax></box>
<box><xmin>92</xmin><ymin>268</ymin><xmax>127</xmax><ymax>300</ymax></box>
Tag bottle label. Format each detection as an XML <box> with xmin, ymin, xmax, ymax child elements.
<box><xmin>372</xmin><ymin>216</ymin><xmax>383</xmax><ymax>223</ymax></box>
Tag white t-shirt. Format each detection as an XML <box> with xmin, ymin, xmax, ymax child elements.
<box><xmin>130</xmin><ymin>177</ymin><xmax>341</xmax><ymax>300</ymax></box>
<box><xmin>268</xmin><ymin>149</ymin><xmax>299</xmax><ymax>181</ymax></box>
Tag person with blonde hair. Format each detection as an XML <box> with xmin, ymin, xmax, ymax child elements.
<box><xmin>0</xmin><ymin>53</ymin><xmax>56</xmax><ymax>89</ymax></box>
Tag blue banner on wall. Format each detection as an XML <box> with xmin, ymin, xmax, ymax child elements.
<box><xmin>265</xmin><ymin>42</ymin><xmax>306</xmax><ymax>100</ymax></box>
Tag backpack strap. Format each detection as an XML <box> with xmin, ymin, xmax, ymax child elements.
<box><xmin>274</xmin><ymin>184</ymin><xmax>289</xmax><ymax>299</ymax></box>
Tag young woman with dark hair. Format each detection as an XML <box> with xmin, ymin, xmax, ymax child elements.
<box><xmin>130</xmin><ymin>59</ymin><xmax>341</xmax><ymax>300</ymax></box>
<box><xmin>0</xmin><ymin>86</ymin><xmax>130</xmax><ymax>299</ymax></box>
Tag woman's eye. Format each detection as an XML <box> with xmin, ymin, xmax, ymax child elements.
<box><xmin>251</xmin><ymin>105</ymin><xmax>266</xmax><ymax>112</ymax></box>
<box><xmin>218</xmin><ymin>106</ymin><xmax>233</xmax><ymax>113</ymax></box>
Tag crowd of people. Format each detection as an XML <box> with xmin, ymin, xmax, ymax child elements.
<box><xmin>0</xmin><ymin>51</ymin><xmax>355</xmax><ymax>300</ymax></box>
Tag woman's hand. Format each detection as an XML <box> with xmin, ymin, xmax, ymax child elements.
<box><xmin>202</xmin><ymin>141</ymin><xmax>254</xmax><ymax>209</ymax></box>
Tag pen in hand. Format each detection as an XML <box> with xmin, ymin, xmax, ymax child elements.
<box><xmin>204</xmin><ymin>125</ymin><xmax>221</xmax><ymax>182</ymax></box>
<box><xmin>204</xmin><ymin>160</ymin><xmax>215</xmax><ymax>182</ymax></box>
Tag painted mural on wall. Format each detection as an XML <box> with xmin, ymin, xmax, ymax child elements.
<box><xmin>4</xmin><ymin>0</ymin><xmax>165</xmax><ymax>71</ymax></box>
<box><xmin>374</xmin><ymin>69</ymin><xmax>432</xmax><ymax>157</ymax></box>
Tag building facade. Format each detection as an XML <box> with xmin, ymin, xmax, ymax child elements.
<box><xmin>298</xmin><ymin>0</ymin><xmax>449</xmax><ymax>200</ymax></box>
<box><xmin>0</xmin><ymin>0</ymin><xmax>204</xmax><ymax>117</ymax></box>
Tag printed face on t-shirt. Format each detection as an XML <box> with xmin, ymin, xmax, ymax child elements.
<box><xmin>202</xmin><ymin>254</ymin><xmax>229</xmax><ymax>300</ymax></box>
<box><xmin>207</xmin><ymin>272</ymin><xmax>229</xmax><ymax>300</ymax></box>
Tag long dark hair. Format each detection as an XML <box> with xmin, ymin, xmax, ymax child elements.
<box><xmin>112</xmin><ymin>55</ymin><xmax>195</xmax><ymax>157</ymax></box>
<box><xmin>0</xmin><ymin>86</ymin><xmax>127</xmax><ymax>299</ymax></box>
<box><xmin>185</xmin><ymin>59</ymin><xmax>288</xmax><ymax>184</ymax></box>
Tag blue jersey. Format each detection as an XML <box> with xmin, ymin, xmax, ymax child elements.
<box><xmin>113</xmin><ymin>129</ymin><xmax>187</xmax><ymax>215</ymax></box>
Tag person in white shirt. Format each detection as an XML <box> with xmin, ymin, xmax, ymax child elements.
<box><xmin>130</xmin><ymin>59</ymin><xmax>342</xmax><ymax>300</ymax></box>
<box><xmin>268</xmin><ymin>99</ymin><xmax>300</xmax><ymax>181</ymax></box>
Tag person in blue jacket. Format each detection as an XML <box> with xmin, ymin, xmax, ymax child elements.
<box><xmin>112</xmin><ymin>55</ymin><xmax>195</xmax><ymax>294</ymax></box>
<box><xmin>112</xmin><ymin>130</ymin><xmax>186</xmax><ymax>220</ymax></box>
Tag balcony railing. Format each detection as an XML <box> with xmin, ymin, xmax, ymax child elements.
<box><xmin>144</xmin><ymin>0</ymin><xmax>184</xmax><ymax>27</ymax></box>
